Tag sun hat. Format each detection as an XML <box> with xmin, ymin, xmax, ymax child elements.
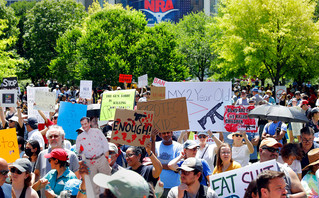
<box><xmin>227</xmin><ymin>132</ymin><xmax>242</xmax><ymax>139</ymax></box>
<box><xmin>302</xmin><ymin>148</ymin><xmax>319</xmax><ymax>171</ymax></box>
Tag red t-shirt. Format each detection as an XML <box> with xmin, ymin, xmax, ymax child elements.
<box><xmin>39</xmin><ymin>119</ymin><xmax>55</xmax><ymax>144</ymax></box>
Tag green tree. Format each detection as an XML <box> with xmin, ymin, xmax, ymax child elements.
<box><xmin>23</xmin><ymin>0</ymin><xmax>86</xmax><ymax>83</ymax></box>
<box><xmin>216</xmin><ymin>0</ymin><xmax>319</xmax><ymax>85</ymax></box>
<box><xmin>0</xmin><ymin>0</ymin><xmax>18</xmax><ymax>39</ymax></box>
<box><xmin>175</xmin><ymin>12</ymin><xmax>217</xmax><ymax>81</ymax></box>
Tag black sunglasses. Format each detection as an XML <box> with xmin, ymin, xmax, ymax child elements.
<box><xmin>233</xmin><ymin>134</ymin><xmax>242</xmax><ymax>137</ymax></box>
<box><xmin>262</xmin><ymin>147</ymin><xmax>279</xmax><ymax>153</ymax></box>
<box><xmin>10</xmin><ymin>167</ymin><xmax>22</xmax><ymax>175</ymax></box>
<box><xmin>0</xmin><ymin>170</ymin><xmax>9</xmax><ymax>176</ymax></box>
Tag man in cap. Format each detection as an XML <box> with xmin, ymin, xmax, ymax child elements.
<box><xmin>0</xmin><ymin>158</ymin><xmax>11</xmax><ymax>198</ymax></box>
<box><xmin>256</xmin><ymin>170</ymin><xmax>288</xmax><ymax>198</ymax></box>
<box><xmin>259</xmin><ymin>138</ymin><xmax>306</xmax><ymax>197</ymax></box>
<box><xmin>77</xmin><ymin>169</ymin><xmax>150</xmax><ymax>198</ymax></box>
<box><xmin>26</xmin><ymin>117</ymin><xmax>45</xmax><ymax>150</ymax></box>
<box><xmin>288</xmin><ymin>91</ymin><xmax>302</xmax><ymax>106</ymax></box>
<box><xmin>300</xmin><ymin>100</ymin><xmax>310</xmax><ymax>117</ymax></box>
<box><xmin>108</xmin><ymin>142</ymin><xmax>125</xmax><ymax>174</ymax></box>
<box><xmin>251</xmin><ymin>87</ymin><xmax>263</xmax><ymax>105</ymax></box>
<box><xmin>168</xmin><ymin>140</ymin><xmax>212</xmax><ymax>186</ymax></box>
<box><xmin>168</xmin><ymin>157</ymin><xmax>218</xmax><ymax>198</ymax></box>
<box><xmin>235</xmin><ymin>90</ymin><xmax>249</xmax><ymax>105</ymax></box>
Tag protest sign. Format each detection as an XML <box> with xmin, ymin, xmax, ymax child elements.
<box><xmin>100</xmin><ymin>89</ymin><xmax>135</xmax><ymax>121</ymax></box>
<box><xmin>209</xmin><ymin>159</ymin><xmax>278</xmax><ymax>198</ymax></box>
<box><xmin>193</xmin><ymin>133</ymin><xmax>219</xmax><ymax>145</ymax></box>
<box><xmin>111</xmin><ymin>109</ymin><xmax>154</xmax><ymax>147</ymax></box>
<box><xmin>224</xmin><ymin>105</ymin><xmax>258</xmax><ymax>133</ymax></box>
<box><xmin>152</xmin><ymin>77</ymin><xmax>166</xmax><ymax>87</ymax></box>
<box><xmin>165</xmin><ymin>82</ymin><xmax>232</xmax><ymax>131</ymax></box>
<box><xmin>275</xmin><ymin>86</ymin><xmax>286</xmax><ymax>103</ymax></box>
<box><xmin>119</xmin><ymin>74</ymin><xmax>132</xmax><ymax>83</ymax></box>
<box><xmin>138</xmin><ymin>74</ymin><xmax>148</xmax><ymax>88</ymax></box>
<box><xmin>0</xmin><ymin>89</ymin><xmax>17</xmax><ymax>107</ymax></box>
<box><xmin>1</xmin><ymin>77</ymin><xmax>18</xmax><ymax>89</ymax></box>
<box><xmin>57</xmin><ymin>102</ymin><xmax>87</xmax><ymax>140</ymax></box>
<box><xmin>137</xmin><ymin>97</ymin><xmax>189</xmax><ymax>132</ymax></box>
<box><xmin>34</xmin><ymin>90</ymin><xmax>56</xmax><ymax>112</ymax></box>
<box><xmin>0</xmin><ymin>128</ymin><xmax>19</xmax><ymax>163</ymax></box>
<box><xmin>27</xmin><ymin>87</ymin><xmax>50</xmax><ymax>123</ymax></box>
<box><xmin>80</xmin><ymin>80</ymin><xmax>93</xmax><ymax>99</ymax></box>
<box><xmin>150</xmin><ymin>86</ymin><xmax>165</xmax><ymax>101</ymax></box>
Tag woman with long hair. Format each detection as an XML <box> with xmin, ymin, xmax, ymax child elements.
<box><xmin>213</xmin><ymin>143</ymin><xmax>241</xmax><ymax>174</ymax></box>
<box><xmin>10</xmin><ymin>158</ymin><xmax>38</xmax><ymax>198</ymax></box>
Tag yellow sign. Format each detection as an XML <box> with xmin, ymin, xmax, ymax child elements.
<box><xmin>0</xmin><ymin>128</ymin><xmax>19</xmax><ymax>163</ymax></box>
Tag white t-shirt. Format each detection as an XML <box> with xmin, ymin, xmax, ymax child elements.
<box><xmin>232</xmin><ymin>144</ymin><xmax>250</xmax><ymax>167</ymax></box>
<box><xmin>196</xmin><ymin>144</ymin><xmax>216</xmax><ymax>172</ymax></box>
<box><xmin>28</xmin><ymin>129</ymin><xmax>45</xmax><ymax>149</ymax></box>
<box><xmin>277</xmin><ymin>156</ymin><xmax>302</xmax><ymax>175</ymax></box>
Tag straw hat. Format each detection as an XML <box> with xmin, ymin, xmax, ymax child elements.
<box><xmin>302</xmin><ymin>148</ymin><xmax>319</xmax><ymax>171</ymax></box>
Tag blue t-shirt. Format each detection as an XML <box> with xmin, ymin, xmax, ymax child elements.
<box><xmin>44</xmin><ymin>167</ymin><xmax>77</xmax><ymax>196</ymax></box>
<box><xmin>155</xmin><ymin>141</ymin><xmax>182</xmax><ymax>189</ymax></box>
<box><xmin>264</xmin><ymin>121</ymin><xmax>287</xmax><ymax>144</ymax></box>
<box><xmin>177</xmin><ymin>159</ymin><xmax>212</xmax><ymax>186</ymax></box>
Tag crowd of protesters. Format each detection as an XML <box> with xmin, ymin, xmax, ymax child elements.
<box><xmin>0</xmin><ymin>79</ymin><xmax>318</xmax><ymax>198</ymax></box>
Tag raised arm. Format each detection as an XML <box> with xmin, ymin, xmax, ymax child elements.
<box><xmin>241</xmin><ymin>131</ymin><xmax>254</xmax><ymax>154</ymax></box>
<box><xmin>145</xmin><ymin>141</ymin><xmax>163</xmax><ymax>179</ymax></box>
<box><xmin>0</xmin><ymin>107</ymin><xmax>6</xmax><ymax>128</ymax></box>
<box><xmin>208</xmin><ymin>130</ymin><xmax>223</xmax><ymax>148</ymax></box>
<box><xmin>168</xmin><ymin>152</ymin><xmax>184</xmax><ymax>172</ymax></box>
<box><xmin>16</xmin><ymin>100</ymin><xmax>23</xmax><ymax>128</ymax></box>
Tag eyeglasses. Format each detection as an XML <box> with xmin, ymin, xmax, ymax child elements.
<box><xmin>48</xmin><ymin>135</ymin><xmax>59</xmax><ymax>139</ymax></box>
<box><xmin>126</xmin><ymin>153</ymin><xmax>136</xmax><ymax>158</ymax></box>
<box><xmin>233</xmin><ymin>134</ymin><xmax>242</xmax><ymax>137</ymax></box>
<box><xmin>198</xmin><ymin>135</ymin><xmax>207</xmax><ymax>139</ymax></box>
<box><xmin>0</xmin><ymin>170</ymin><xmax>9</xmax><ymax>176</ymax></box>
<box><xmin>302</xmin><ymin>139</ymin><xmax>313</xmax><ymax>143</ymax></box>
<box><xmin>262</xmin><ymin>147</ymin><xmax>279</xmax><ymax>153</ymax></box>
<box><xmin>10</xmin><ymin>167</ymin><xmax>22</xmax><ymax>175</ymax></box>
<box><xmin>179</xmin><ymin>170</ymin><xmax>192</xmax><ymax>176</ymax></box>
<box><xmin>48</xmin><ymin>158</ymin><xmax>56</xmax><ymax>163</ymax></box>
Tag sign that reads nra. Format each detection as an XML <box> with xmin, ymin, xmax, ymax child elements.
<box><xmin>1</xmin><ymin>77</ymin><xmax>18</xmax><ymax>89</ymax></box>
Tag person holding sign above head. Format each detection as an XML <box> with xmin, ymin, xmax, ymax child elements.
<box><xmin>213</xmin><ymin>143</ymin><xmax>241</xmax><ymax>174</ymax></box>
<box><xmin>256</xmin><ymin>170</ymin><xmax>287</xmax><ymax>198</ymax></box>
<box><xmin>228</xmin><ymin>131</ymin><xmax>254</xmax><ymax>167</ymax></box>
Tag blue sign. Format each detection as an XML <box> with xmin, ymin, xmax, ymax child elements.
<box><xmin>57</xmin><ymin>102</ymin><xmax>87</xmax><ymax>140</ymax></box>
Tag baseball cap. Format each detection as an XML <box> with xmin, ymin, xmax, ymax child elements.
<box><xmin>10</xmin><ymin>158</ymin><xmax>32</xmax><ymax>173</ymax></box>
<box><xmin>312</xmin><ymin>107</ymin><xmax>319</xmax><ymax>114</ymax></box>
<box><xmin>251</xmin><ymin>87</ymin><xmax>259</xmax><ymax>92</ymax></box>
<box><xmin>260</xmin><ymin>138</ymin><xmax>282</xmax><ymax>148</ymax></box>
<box><xmin>295</xmin><ymin>91</ymin><xmax>301</xmax><ymax>95</ymax></box>
<box><xmin>197</xmin><ymin>131</ymin><xmax>207</xmax><ymax>136</ymax></box>
<box><xmin>93</xmin><ymin>169</ymin><xmax>149</xmax><ymax>198</ymax></box>
<box><xmin>177</xmin><ymin>157</ymin><xmax>203</xmax><ymax>172</ymax></box>
<box><xmin>300</xmin><ymin>100</ymin><xmax>308</xmax><ymax>106</ymax></box>
<box><xmin>183</xmin><ymin>140</ymin><xmax>199</xmax><ymax>149</ymax></box>
<box><xmin>109</xmin><ymin>143</ymin><xmax>118</xmax><ymax>154</ymax></box>
<box><xmin>25</xmin><ymin>117</ymin><xmax>38</xmax><ymax>128</ymax></box>
<box><xmin>241</xmin><ymin>90</ymin><xmax>247</xmax><ymax>94</ymax></box>
<box><xmin>44</xmin><ymin>148</ymin><xmax>69</xmax><ymax>161</ymax></box>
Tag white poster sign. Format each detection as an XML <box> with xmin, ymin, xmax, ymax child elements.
<box><xmin>0</xmin><ymin>89</ymin><xmax>17</xmax><ymax>107</ymax></box>
<box><xmin>27</xmin><ymin>87</ymin><xmax>50</xmax><ymax>123</ymax></box>
<box><xmin>80</xmin><ymin>80</ymin><xmax>92</xmax><ymax>99</ymax></box>
<box><xmin>138</xmin><ymin>74</ymin><xmax>148</xmax><ymax>88</ymax></box>
<box><xmin>34</xmin><ymin>90</ymin><xmax>56</xmax><ymax>112</ymax></box>
<box><xmin>209</xmin><ymin>160</ymin><xmax>278</xmax><ymax>198</ymax></box>
<box><xmin>165</xmin><ymin>82</ymin><xmax>232</xmax><ymax>131</ymax></box>
<box><xmin>152</xmin><ymin>77</ymin><xmax>166</xmax><ymax>87</ymax></box>
<box><xmin>275</xmin><ymin>86</ymin><xmax>286</xmax><ymax>103</ymax></box>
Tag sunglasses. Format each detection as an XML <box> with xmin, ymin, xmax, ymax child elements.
<box><xmin>179</xmin><ymin>170</ymin><xmax>192</xmax><ymax>176</ymax></box>
<box><xmin>198</xmin><ymin>135</ymin><xmax>207</xmax><ymax>139</ymax></box>
<box><xmin>262</xmin><ymin>147</ymin><xmax>279</xmax><ymax>153</ymax></box>
<box><xmin>233</xmin><ymin>134</ymin><xmax>242</xmax><ymax>137</ymax></box>
<box><xmin>0</xmin><ymin>170</ymin><xmax>9</xmax><ymax>176</ymax></box>
<box><xmin>10</xmin><ymin>167</ymin><xmax>22</xmax><ymax>175</ymax></box>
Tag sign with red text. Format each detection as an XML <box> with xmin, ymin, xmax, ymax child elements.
<box><xmin>275</xmin><ymin>86</ymin><xmax>286</xmax><ymax>103</ymax></box>
<box><xmin>119</xmin><ymin>74</ymin><xmax>132</xmax><ymax>83</ymax></box>
<box><xmin>150</xmin><ymin>86</ymin><xmax>165</xmax><ymax>101</ymax></box>
<box><xmin>0</xmin><ymin>128</ymin><xmax>19</xmax><ymax>163</ymax></box>
<box><xmin>111</xmin><ymin>109</ymin><xmax>154</xmax><ymax>147</ymax></box>
<box><xmin>224</xmin><ymin>105</ymin><xmax>258</xmax><ymax>133</ymax></box>
<box><xmin>152</xmin><ymin>77</ymin><xmax>166</xmax><ymax>87</ymax></box>
<box><xmin>209</xmin><ymin>160</ymin><xmax>278</xmax><ymax>198</ymax></box>
<box><xmin>137</xmin><ymin>97</ymin><xmax>189</xmax><ymax>132</ymax></box>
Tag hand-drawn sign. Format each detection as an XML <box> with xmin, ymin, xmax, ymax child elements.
<box><xmin>152</xmin><ymin>77</ymin><xmax>166</xmax><ymax>87</ymax></box>
<box><xmin>34</xmin><ymin>90</ymin><xmax>56</xmax><ymax>112</ymax></box>
<box><xmin>224</xmin><ymin>105</ymin><xmax>258</xmax><ymax>133</ymax></box>
<box><xmin>0</xmin><ymin>128</ymin><xmax>19</xmax><ymax>163</ymax></box>
<box><xmin>27</xmin><ymin>87</ymin><xmax>50</xmax><ymax>123</ymax></box>
<box><xmin>80</xmin><ymin>80</ymin><xmax>93</xmax><ymax>99</ymax></box>
<box><xmin>111</xmin><ymin>109</ymin><xmax>154</xmax><ymax>147</ymax></box>
<box><xmin>150</xmin><ymin>86</ymin><xmax>165</xmax><ymax>101</ymax></box>
<box><xmin>138</xmin><ymin>74</ymin><xmax>148</xmax><ymax>88</ymax></box>
<box><xmin>1</xmin><ymin>77</ymin><xmax>18</xmax><ymax>89</ymax></box>
<box><xmin>137</xmin><ymin>97</ymin><xmax>189</xmax><ymax>132</ymax></box>
<box><xmin>119</xmin><ymin>74</ymin><xmax>132</xmax><ymax>83</ymax></box>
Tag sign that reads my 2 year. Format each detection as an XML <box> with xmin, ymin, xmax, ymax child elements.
<box><xmin>111</xmin><ymin>109</ymin><xmax>154</xmax><ymax>147</ymax></box>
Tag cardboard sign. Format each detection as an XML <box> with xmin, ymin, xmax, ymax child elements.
<box><xmin>34</xmin><ymin>90</ymin><xmax>56</xmax><ymax>112</ymax></box>
<box><xmin>224</xmin><ymin>105</ymin><xmax>258</xmax><ymax>133</ymax></box>
<box><xmin>193</xmin><ymin>133</ymin><xmax>220</xmax><ymax>145</ymax></box>
<box><xmin>100</xmin><ymin>89</ymin><xmax>135</xmax><ymax>121</ymax></box>
<box><xmin>138</xmin><ymin>74</ymin><xmax>148</xmax><ymax>88</ymax></box>
<box><xmin>111</xmin><ymin>109</ymin><xmax>154</xmax><ymax>147</ymax></box>
<box><xmin>275</xmin><ymin>86</ymin><xmax>286</xmax><ymax>103</ymax></box>
<box><xmin>0</xmin><ymin>89</ymin><xmax>17</xmax><ymax>107</ymax></box>
<box><xmin>150</xmin><ymin>86</ymin><xmax>165</xmax><ymax>101</ymax></box>
<box><xmin>119</xmin><ymin>74</ymin><xmax>132</xmax><ymax>83</ymax></box>
<box><xmin>0</xmin><ymin>128</ymin><xmax>19</xmax><ymax>163</ymax></box>
<box><xmin>80</xmin><ymin>80</ymin><xmax>93</xmax><ymax>99</ymax></box>
<box><xmin>27</xmin><ymin>87</ymin><xmax>50</xmax><ymax>123</ymax></box>
<box><xmin>209</xmin><ymin>160</ymin><xmax>278</xmax><ymax>198</ymax></box>
<box><xmin>57</xmin><ymin>102</ymin><xmax>87</xmax><ymax>140</ymax></box>
<box><xmin>1</xmin><ymin>77</ymin><xmax>18</xmax><ymax>89</ymax></box>
<box><xmin>152</xmin><ymin>77</ymin><xmax>166</xmax><ymax>87</ymax></box>
<box><xmin>137</xmin><ymin>97</ymin><xmax>189</xmax><ymax>132</ymax></box>
<box><xmin>165</xmin><ymin>82</ymin><xmax>232</xmax><ymax>131</ymax></box>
